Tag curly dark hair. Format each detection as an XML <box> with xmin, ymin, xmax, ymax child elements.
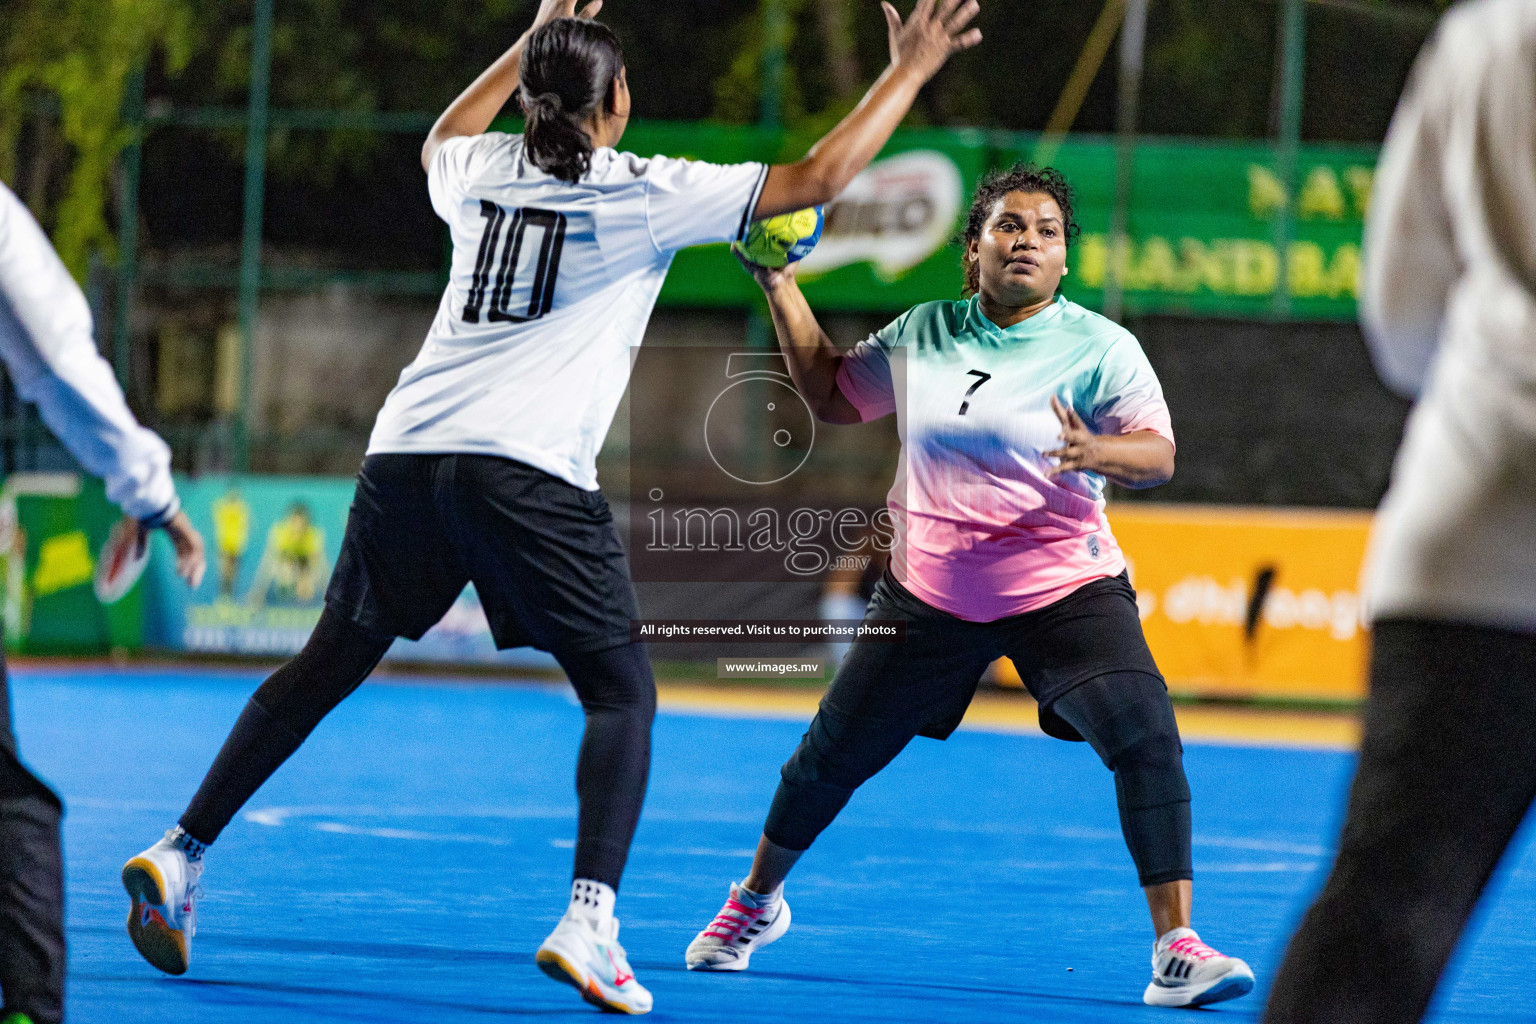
<box><xmin>960</xmin><ymin>163</ymin><xmax>1080</xmax><ymax>297</ymax></box>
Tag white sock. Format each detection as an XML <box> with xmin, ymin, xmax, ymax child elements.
<box><xmin>569</xmin><ymin>879</ymin><xmax>616</xmax><ymax>925</ymax></box>
<box><xmin>735</xmin><ymin>881</ymin><xmax>782</xmax><ymax>912</ymax></box>
<box><xmin>166</xmin><ymin>825</ymin><xmax>208</xmax><ymax>863</ymax></box>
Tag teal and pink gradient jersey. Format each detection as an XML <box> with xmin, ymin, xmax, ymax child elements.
<box><xmin>835</xmin><ymin>295</ymin><xmax>1174</xmax><ymax>622</ymax></box>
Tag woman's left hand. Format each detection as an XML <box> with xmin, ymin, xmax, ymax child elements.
<box><xmin>1044</xmin><ymin>395</ymin><xmax>1176</xmax><ymax>487</ymax></box>
<box><xmin>1044</xmin><ymin>394</ymin><xmax>1098</xmax><ymax>476</ymax></box>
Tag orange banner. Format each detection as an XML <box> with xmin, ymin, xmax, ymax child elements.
<box><xmin>999</xmin><ymin>505</ymin><xmax>1374</xmax><ymax>702</ymax></box>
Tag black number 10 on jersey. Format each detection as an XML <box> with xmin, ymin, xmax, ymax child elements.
<box><xmin>463</xmin><ymin>201</ymin><xmax>567</xmax><ymax>323</ymax></box>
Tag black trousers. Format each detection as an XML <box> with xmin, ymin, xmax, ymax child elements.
<box><xmin>1265</xmin><ymin>618</ymin><xmax>1536</xmax><ymax>1024</ymax></box>
<box><xmin>764</xmin><ymin>571</ymin><xmax>1192</xmax><ymax>888</ymax></box>
<box><xmin>0</xmin><ymin>657</ymin><xmax>65</xmax><ymax>1024</ymax></box>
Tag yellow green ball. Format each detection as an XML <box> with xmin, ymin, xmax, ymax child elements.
<box><xmin>734</xmin><ymin>206</ymin><xmax>825</xmax><ymax>268</ymax></box>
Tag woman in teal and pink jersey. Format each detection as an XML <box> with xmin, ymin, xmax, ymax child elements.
<box><xmin>684</xmin><ymin>165</ymin><xmax>1253</xmax><ymax>1009</ymax></box>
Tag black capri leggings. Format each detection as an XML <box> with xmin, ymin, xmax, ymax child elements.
<box><xmin>762</xmin><ymin>572</ymin><xmax>1192</xmax><ymax>888</ymax></box>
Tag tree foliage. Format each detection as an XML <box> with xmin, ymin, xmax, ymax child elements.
<box><xmin>0</xmin><ymin>0</ymin><xmax>1452</xmax><ymax>278</ymax></box>
<box><xmin>0</xmin><ymin>0</ymin><xmax>196</xmax><ymax>279</ymax></box>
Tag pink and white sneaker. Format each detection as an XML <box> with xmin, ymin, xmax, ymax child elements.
<box><xmin>684</xmin><ymin>882</ymin><xmax>791</xmax><ymax>971</ymax></box>
<box><xmin>1143</xmin><ymin>927</ymin><xmax>1254</xmax><ymax>1007</ymax></box>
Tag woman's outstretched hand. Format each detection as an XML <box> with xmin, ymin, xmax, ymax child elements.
<box><xmin>1044</xmin><ymin>394</ymin><xmax>1176</xmax><ymax>488</ymax></box>
<box><xmin>131</xmin><ymin>510</ymin><xmax>207</xmax><ymax>589</ymax></box>
<box><xmin>882</xmin><ymin>0</ymin><xmax>983</xmax><ymax>83</ymax></box>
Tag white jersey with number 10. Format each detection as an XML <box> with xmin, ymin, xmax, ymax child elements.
<box><xmin>368</xmin><ymin>132</ymin><xmax>768</xmax><ymax>490</ymax></box>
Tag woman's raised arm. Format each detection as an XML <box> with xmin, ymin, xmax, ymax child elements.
<box><xmin>421</xmin><ymin>0</ymin><xmax>604</xmax><ymax>171</ymax></box>
<box><xmin>737</xmin><ymin>253</ymin><xmax>863</xmax><ymax>425</ymax></box>
<box><xmin>754</xmin><ymin>0</ymin><xmax>982</xmax><ymax>219</ymax></box>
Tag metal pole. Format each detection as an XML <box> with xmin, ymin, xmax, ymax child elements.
<box><xmin>1035</xmin><ymin>0</ymin><xmax>1125</xmax><ymax>167</ymax></box>
<box><xmin>1104</xmin><ymin>0</ymin><xmax>1147</xmax><ymax>324</ymax></box>
<box><xmin>752</xmin><ymin>0</ymin><xmax>787</xmax><ymax>448</ymax></box>
<box><xmin>1272</xmin><ymin>0</ymin><xmax>1306</xmax><ymax>318</ymax></box>
<box><xmin>235</xmin><ymin>0</ymin><xmax>275</xmax><ymax>472</ymax></box>
<box><xmin>761</xmin><ymin>0</ymin><xmax>788</xmax><ymax>129</ymax></box>
<box><xmin>113</xmin><ymin>68</ymin><xmax>145</xmax><ymax>392</ymax></box>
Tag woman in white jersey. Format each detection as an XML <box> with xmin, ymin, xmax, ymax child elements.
<box><xmin>121</xmin><ymin>0</ymin><xmax>981</xmax><ymax>1013</ymax></box>
<box><xmin>685</xmin><ymin>166</ymin><xmax>1253</xmax><ymax>1008</ymax></box>
<box><xmin>1267</xmin><ymin>3</ymin><xmax>1536</xmax><ymax>1020</ymax></box>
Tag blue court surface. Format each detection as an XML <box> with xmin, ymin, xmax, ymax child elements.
<box><xmin>12</xmin><ymin>666</ymin><xmax>1536</xmax><ymax>1022</ymax></box>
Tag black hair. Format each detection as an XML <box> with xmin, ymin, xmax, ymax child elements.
<box><xmin>519</xmin><ymin>18</ymin><xmax>625</xmax><ymax>184</ymax></box>
<box><xmin>960</xmin><ymin>163</ymin><xmax>1080</xmax><ymax>296</ymax></box>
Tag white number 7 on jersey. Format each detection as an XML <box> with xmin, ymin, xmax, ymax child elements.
<box><xmin>463</xmin><ymin>201</ymin><xmax>568</xmax><ymax>324</ymax></box>
<box><xmin>958</xmin><ymin>370</ymin><xmax>992</xmax><ymax>416</ymax></box>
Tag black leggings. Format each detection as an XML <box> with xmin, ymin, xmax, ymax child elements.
<box><xmin>181</xmin><ymin>607</ymin><xmax>656</xmax><ymax>889</ymax></box>
<box><xmin>1265</xmin><ymin>618</ymin><xmax>1536</xmax><ymax>1024</ymax></box>
<box><xmin>764</xmin><ymin>669</ymin><xmax>1192</xmax><ymax>887</ymax></box>
<box><xmin>0</xmin><ymin>655</ymin><xmax>65</xmax><ymax>1024</ymax></box>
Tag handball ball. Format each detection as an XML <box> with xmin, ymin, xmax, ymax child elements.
<box><xmin>734</xmin><ymin>206</ymin><xmax>824</xmax><ymax>268</ymax></box>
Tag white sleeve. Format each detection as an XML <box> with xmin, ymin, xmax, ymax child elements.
<box><xmin>0</xmin><ymin>185</ymin><xmax>178</xmax><ymax>523</ymax></box>
<box><xmin>1360</xmin><ymin>33</ymin><xmax>1458</xmax><ymax>399</ymax></box>
<box><xmin>644</xmin><ymin>155</ymin><xmax>768</xmax><ymax>254</ymax></box>
<box><xmin>427</xmin><ymin>134</ymin><xmax>501</xmax><ymax>222</ymax></box>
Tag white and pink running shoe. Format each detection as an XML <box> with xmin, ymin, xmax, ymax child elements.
<box><xmin>684</xmin><ymin>882</ymin><xmax>791</xmax><ymax>971</ymax></box>
<box><xmin>1143</xmin><ymin>927</ymin><xmax>1254</xmax><ymax>1007</ymax></box>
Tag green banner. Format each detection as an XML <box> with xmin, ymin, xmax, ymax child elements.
<box><xmin>652</xmin><ymin>126</ymin><xmax>992</xmax><ymax>312</ymax></box>
<box><xmin>1036</xmin><ymin>138</ymin><xmax>1374</xmax><ymax>320</ymax></box>
<box><xmin>594</xmin><ymin>121</ymin><xmax>1375</xmax><ymax>320</ymax></box>
<box><xmin>0</xmin><ymin>474</ymin><xmax>145</xmax><ymax>654</ymax></box>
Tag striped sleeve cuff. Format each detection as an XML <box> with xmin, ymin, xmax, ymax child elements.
<box><xmin>137</xmin><ymin>495</ymin><xmax>181</xmax><ymax>529</ymax></box>
<box><xmin>735</xmin><ymin>164</ymin><xmax>770</xmax><ymax>242</ymax></box>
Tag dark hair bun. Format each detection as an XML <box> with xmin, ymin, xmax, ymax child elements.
<box><xmin>520</xmin><ymin>19</ymin><xmax>625</xmax><ymax>184</ymax></box>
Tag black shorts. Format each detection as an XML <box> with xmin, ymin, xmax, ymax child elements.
<box><xmin>831</xmin><ymin>569</ymin><xmax>1163</xmax><ymax>742</ymax></box>
<box><xmin>325</xmin><ymin>453</ymin><xmax>639</xmax><ymax>655</ymax></box>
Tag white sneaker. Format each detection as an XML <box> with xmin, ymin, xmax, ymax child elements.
<box><xmin>536</xmin><ymin>910</ymin><xmax>652</xmax><ymax>1014</ymax></box>
<box><xmin>122</xmin><ymin>830</ymin><xmax>203</xmax><ymax>975</ymax></box>
<box><xmin>685</xmin><ymin>882</ymin><xmax>791</xmax><ymax>972</ymax></box>
<box><xmin>1143</xmin><ymin>927</ymin><xmax>1254</xmax><ymax>1007</ymax></box>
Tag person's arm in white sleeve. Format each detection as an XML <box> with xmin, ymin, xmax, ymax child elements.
<box><xmin>646</xmin><ymin>1</ymin><xmax>987</xmax><ymax>244</ymax></box>
<box><xmin>1359</xmin><ymin>34</ymin><xmax>1458</xmax><ymax>399</ymax></box>
<box><xmin>0</xmin><ymin>185</ymin><xmax>205</xmax><ymax>584</ymax></box>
